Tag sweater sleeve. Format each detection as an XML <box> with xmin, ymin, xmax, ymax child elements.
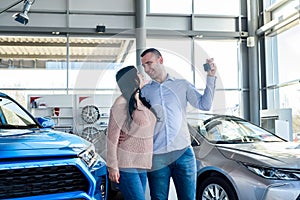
<box><xmin>106</xmin><ymin>106</ymin><xmax>125</xmax><ymax>170</ymax></box>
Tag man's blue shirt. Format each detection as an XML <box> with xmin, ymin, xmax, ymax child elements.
<box><xmin>141</xmin><ymin>75</ymin><xmax>216</xmax><ymax>154</ymax></box>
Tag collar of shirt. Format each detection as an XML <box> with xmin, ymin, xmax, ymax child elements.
<box><xmin>148</xmin><ymin>74</ymin><xmax>175</xmax><ymax>85</ymax></box>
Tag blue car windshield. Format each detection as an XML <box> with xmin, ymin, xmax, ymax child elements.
<box><xmin>0</xmin><ymin>97</ymin><xmax>38</xmax><ymax>129</ymax></box>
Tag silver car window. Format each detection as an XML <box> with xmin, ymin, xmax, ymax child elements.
<box><xmin>206</xmin><ymin>119</ymin><xmax>284</xmax><ymax>143</ymax></box>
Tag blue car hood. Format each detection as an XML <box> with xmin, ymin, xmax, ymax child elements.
<box><xmin>0</xmin><ymin>129</ymin><xmax>89</xmax><ymax>159</ymax></box>
<box><xmin>217</xmin><ymin>142</ymin><xmax>300</xmax><ymax>168</ymax></box>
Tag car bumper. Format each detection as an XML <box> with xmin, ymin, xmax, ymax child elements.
<box><xmin>9</xmin><ymin>191</ymin><xmax>99</xmax><ymax>200</ymax></box>
<box><xmin>0</xmin><ymin>157</ymin><xmax>108</xmax><ymax>200</ymax></box>
<box><xmin>262</xmin><ymin>182</ymin><xmax>300</xmax><ymax>200</ymax></box>
<box><xmin>232</xmin><ymin>172</ymin><xmax>300</xmax><ymax>200</ymax></box>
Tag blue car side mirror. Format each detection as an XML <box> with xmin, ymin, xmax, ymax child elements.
<box><xmin>36</xmin><ymin>117</ymin><xmax>55</xmax><ymax>128</ymax></box>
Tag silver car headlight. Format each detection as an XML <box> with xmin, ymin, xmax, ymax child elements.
<box><xmin>78</xmin><ymin>144</ymin><xmax>97</xmax><ymax>168</ymax></box>
<box><xmin>244</xmin><ymin>164</ymin><xmax>300</xmax><ymax>181</ymax></box>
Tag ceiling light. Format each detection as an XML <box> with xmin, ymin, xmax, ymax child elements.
<box><xmin>195</xmin><ymin>35</ymin><xmax>203</xmax><ymax>38</ymax></box>
<box><xmin>12</xmin><ymin>0</ymin><xmax>34</xmax><ymax>25</ymax></box>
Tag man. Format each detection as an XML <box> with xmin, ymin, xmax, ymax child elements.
<box><xmin>140</xmin><ymin>48</ymin><xmax>217</xmax><ymax>200</ymax></box>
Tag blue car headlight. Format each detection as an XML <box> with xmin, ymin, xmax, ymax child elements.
<box><xmin>244</xmin><ymin>163</ymin><xmax>300</xmax><ymax>180</ymax></box>
<box><xmin>79</xmin><ymin>144</ymin><xmax>97</xmax><ymax>168</ymax></box>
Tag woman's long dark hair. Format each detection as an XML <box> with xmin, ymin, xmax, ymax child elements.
<box><xmin>116</xmin><ymin>65</ymin><xmax>151</xmax><ymax>128</ymax></box>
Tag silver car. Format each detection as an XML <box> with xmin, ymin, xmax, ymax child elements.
<box><xmin>188</xmin><ymin>114</ymin><xmax>300</xmax><ymax>200</ymax></box>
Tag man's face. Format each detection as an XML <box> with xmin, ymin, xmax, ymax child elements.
<box><xmin>141</xmin><ymin>52</ymin><xmax>163</xmax><ymax>81</ymax></box>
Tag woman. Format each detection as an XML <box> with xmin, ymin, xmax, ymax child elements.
<box><xmin>106</xmin><ymin>65</ymin><xmax>156</xmax><ymax>200</ymax></box>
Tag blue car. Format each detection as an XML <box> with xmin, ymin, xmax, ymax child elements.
<box><xmin>0</xmin><ymin>92</ymin><xmax>108</xmax><ymax>200</ymax></box>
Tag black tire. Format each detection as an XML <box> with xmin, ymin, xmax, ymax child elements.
<box><xmin>197</xmin><ymin>176</ymin><xmax>238</xmax><ymax>200</ymax></box>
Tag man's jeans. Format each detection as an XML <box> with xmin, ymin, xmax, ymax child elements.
<box><xmin>119</xmin><ymin>169</ymin><xmax>147</xmax><ymax>200</ymax></box>
<box><xmin>147</xmin><ymin>146</ymin><xmax>197</xmax><ymax>200</ymax></box>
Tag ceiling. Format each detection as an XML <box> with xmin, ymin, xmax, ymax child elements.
<box><xmin>0</xmin><ymin>35</ymin><xmax>134</xmax><ymax>64</ymax></box>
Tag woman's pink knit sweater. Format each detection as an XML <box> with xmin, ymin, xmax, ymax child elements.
<box><xmin>106</xmin><ymin>96</ymin><xmax>156</xmax><ymax>170</ymax></box>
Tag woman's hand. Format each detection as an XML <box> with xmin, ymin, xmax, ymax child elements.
<box><xmin>108</xmin><ymin>168</ymin><xmax>120</xmax><ymax>183</ymax></box>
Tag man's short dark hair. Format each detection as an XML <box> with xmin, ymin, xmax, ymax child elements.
<box><xmin>140</xmin><ymin>48</ymin><xmax>162</xmax><ymax>58</ymax></box>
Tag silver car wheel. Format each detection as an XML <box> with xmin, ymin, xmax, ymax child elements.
<box><xmin>81</xmin><ymin>105</ymin><xmax>100</xmax><ymax>124</ymax></box>
<box><xmin>202</xmin><ymin>183</ymin><xmax>229</xmax><ymax>200</ymax></box>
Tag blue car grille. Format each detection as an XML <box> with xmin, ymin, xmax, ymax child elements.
<box><xmin>0</xmin><ymin>165</ymin><xmax>90</xmax><ymax>199</ymax></box>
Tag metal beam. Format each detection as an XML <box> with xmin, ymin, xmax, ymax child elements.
<box><xmin>247</xmin><ymin>0</ymin><xmax>260</xmax><ymax>125</ymax></box>
<box><xmin>0</xmin><ymin>26</ymin><xmax>245</xmax><ymax>39</ymax></box>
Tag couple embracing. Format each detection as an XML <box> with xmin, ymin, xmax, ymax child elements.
<box><xmin>106</xmin><ymin>48</ymin><xmax>217</xmax><ymax>200</ymax></box>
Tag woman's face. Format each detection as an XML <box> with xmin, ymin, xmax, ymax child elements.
<box><xmin>137</xmin><ymin>72</ymin><xmax>146</xmax><ymax>88</ymax></box>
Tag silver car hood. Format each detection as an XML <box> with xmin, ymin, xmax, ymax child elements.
<box><xmin>217</xmin><ymin>142</ymin><xmax>300</xmax><ymax>168</ymax></box>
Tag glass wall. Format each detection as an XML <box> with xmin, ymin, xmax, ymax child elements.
<box><xmin>0</xmin><ymin>37</ymin><xmax>241</xmax><ymax>116</ymax></box>
<box><xmin>0</xmin><ymin>0</ymin><xmax>275</xmax><ymax>123</ymax></box>
<box><xmin>277</xmin><ymin>25</ymin><xmax>300</xmax><ymax>83</ymax></box>
<box><xmin>145</xmin><ymin>38</ymin><xmax>240</xmax><ymax>116</ymax></box>
<box><xmin>0</xmin><ymin>35</ymin><xmax>68</xmax><ymax>106</ymax></box>
<box><xmin>195</xmin><ymin>40</ymin><xmax>240</xmax><ymax>115</ymax></box>
<box><xmin>67</xmin><ymin>37</ymin><xmax>124</xmax><ymax>92</ymax></box>
<box><xmin>263</xmin><ymin>0</ymin><xmax>300</xmax><ymax>137</ymax></box>
<box><xmin>266</xmin><ymin>24</ymin><xmax>300</xmax><ymax>135</ymax></box>
<box><xmin>0</xmin><ymin>35</ymin><xmax>127</xmax><ymax>107</ymax></box>
<box><xmin>0</xmin><ymin>36</ymin><xmax>67</xmax><ymax>90</ymax></box>
<box><xmin>194</xmin><ymin>0</ymin><xmax>240</xmax><ymax>15</ymax></box>
<box><xmin>149</xmin><ymin>0</ymin><xmax>240</xmax><ymax>15</ymax></box>
<box><xmin>149</xmin><ymin>0</ymin><xmax>192</xmax><ymax>14</ymax></box>
<box><xmin>147</xmin><ymin>0</ymin><xmax>241</xmax><ymax>116</ymax></box>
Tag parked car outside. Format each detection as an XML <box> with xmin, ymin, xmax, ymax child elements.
<box><xmin>188</xmin><ymin>113</ymin><xmax>300</xmax><ymax>200</ymax></box>
<box><xmin>0</xmin><ymin>92</ymin><xmax>108</xmax><ymax>200</ymax></box>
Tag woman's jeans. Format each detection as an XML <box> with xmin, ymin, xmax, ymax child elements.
<box><xmin>119</xmin><ymin>168</ymin><xmax>147</xmax><ymax>200</ymax></box>
<box><xmin>147</xmin><ymin>146</ymin><xmax>197</xmax><ymax>200</ymax></box>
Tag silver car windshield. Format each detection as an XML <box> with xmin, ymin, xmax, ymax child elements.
<box><xmin>0</xmin><ymin>97</ymin><xmax>37</xmax><ymax>129</ymax></box>
<box><xmin>189</xmin><ymin>117</ymin><xmax>284</xmax><ymax>143</ymax></box>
